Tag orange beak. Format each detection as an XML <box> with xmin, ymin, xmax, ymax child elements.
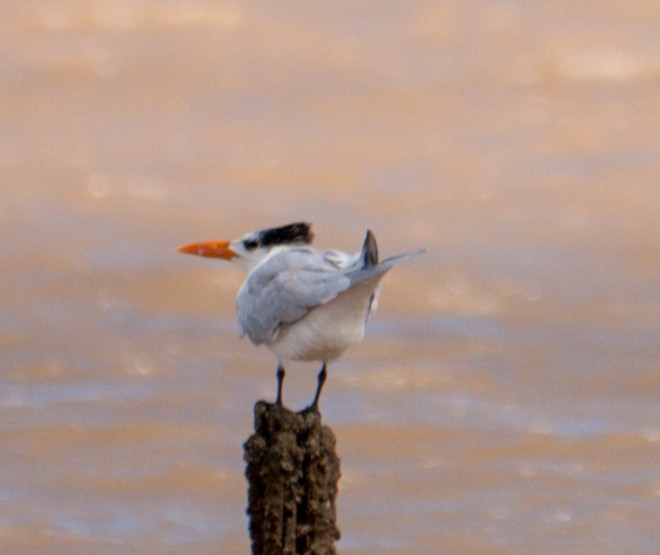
<box><xmin>177</xmin><ymin>240</ymin><xmax>237</xmax><ymax>260</ymax></box>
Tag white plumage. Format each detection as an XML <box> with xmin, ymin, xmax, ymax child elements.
<box><xmin>178</xmin><ymin>222</ymin><xmax>423</xmax><ymax>408</ymax></box>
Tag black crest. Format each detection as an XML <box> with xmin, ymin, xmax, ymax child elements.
<box><xmin>258</xmin><ymin>222</ymin><xmax>314</xmax><ymax>247</ymax></box>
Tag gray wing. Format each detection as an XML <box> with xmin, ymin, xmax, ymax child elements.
<box><xmin>346</xmin><ymin>249</ymin><xmax>426</xmax><ymax>288</ymax></box>
<box><xmin>237</xmin><ymin>248</ymin><xmax>353</xmax><ymax>345</ymax></box>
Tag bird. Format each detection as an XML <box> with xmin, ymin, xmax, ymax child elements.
<box><xmin>177</xmin><ymin>222</ymin><xmax>423</xmax><ymax>409</ymax></box>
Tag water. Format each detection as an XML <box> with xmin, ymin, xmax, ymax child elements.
<box><xmin>1</xmin><ymin>2</ymin><xmax>659</xmax><ymax>553</ymax></box>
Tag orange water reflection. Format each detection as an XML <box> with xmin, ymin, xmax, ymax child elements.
<box><xmin>1</xmin><ymin>2</ymin><xmax>659</xmax><ymax>554</ymax></box>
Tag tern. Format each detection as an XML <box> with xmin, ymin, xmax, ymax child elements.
<box><xmin>178</xmin><ymin>222</ymin><xmax>423</xmax><ymax>409</ymax></box>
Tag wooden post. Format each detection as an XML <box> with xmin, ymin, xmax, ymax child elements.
<box><xmin>244</xmin><ymin>401</ymin><xmax>341</xmax><ymax>555</ymax></box>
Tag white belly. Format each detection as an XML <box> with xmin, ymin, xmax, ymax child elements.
<box><xmin>268</xmin><ymin>280</ymin><xmax>379</xmax><ymax>362</ymax></box>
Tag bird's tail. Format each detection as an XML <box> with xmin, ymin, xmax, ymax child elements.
<box><xmin>362</xmin><ymin>229</ymin><xmax>379</xmax><ymax>267</ymax></box>
<box><xmin>349</xmin><ymin>234</ymin><xmax>425</xmax><ymax>287</ymax></box>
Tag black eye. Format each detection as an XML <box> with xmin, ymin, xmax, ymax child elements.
<box><xmin>243</xmin><ymin>239</ymin><xmax>259</xmax><ymax>251</ymax></box>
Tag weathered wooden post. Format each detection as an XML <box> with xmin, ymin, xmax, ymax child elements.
<box><xmin>243</xmin><ymin>401</ymin><xmax>341</xmax><ymax>555</ymax></box>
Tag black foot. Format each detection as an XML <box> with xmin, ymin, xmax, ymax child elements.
<box><xmin>276</xmin><ymin>365</ymin><xmax>285</xmax><ymax>406</ymax></box>
<box><xmin>309</xmin><ymin>362</ymin><xmax>327</xmax><ymax>410</ymax></box>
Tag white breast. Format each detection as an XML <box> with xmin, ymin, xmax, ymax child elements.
<box><xmin>268</xmin><ymin>278</ymin><xmax>380</xmax><ymax>362</ymax></box>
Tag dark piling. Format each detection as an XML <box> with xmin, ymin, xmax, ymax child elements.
<box><xmin>243</xmin><ymin>401</ymin><xmax>341</xmax><ymax>555</ymax></box>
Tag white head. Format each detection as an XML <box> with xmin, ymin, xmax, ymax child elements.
<box><xmin>178</xmin><ymin>222</ymin><xmax>314</xmax><ymax>272</ymax></box>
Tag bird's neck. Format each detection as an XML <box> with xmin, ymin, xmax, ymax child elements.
<box><xmin>239</xmin><ymin>245</ymin><xmax>293</xmax><ymax>273</ymax></box>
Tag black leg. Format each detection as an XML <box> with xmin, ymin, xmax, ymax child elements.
<box><xmin>276</xmin><ymin>364</ymin><xmax>285</xmax><ymax>406</ymax></box>
<box><xmin>310</xmin><ymin>362</ymin><xmax>327</xmax><ymax>409</ymax></box>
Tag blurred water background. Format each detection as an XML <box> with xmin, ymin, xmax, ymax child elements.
<box><xmin>1</xmin><ymin>1</ymin><xmax>659</xmax><ymax>553</ymax></box>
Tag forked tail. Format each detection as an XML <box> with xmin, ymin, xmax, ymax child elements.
<box><xmin>362</xmin><ymin>229</ymin><xmax>379</xmax><ymax>268</ymax></box>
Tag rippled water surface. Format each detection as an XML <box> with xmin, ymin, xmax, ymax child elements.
<box><xmin>1</xmin><ymin>2</ymin><xmax>659</xmax><ymax>554</ymax></box>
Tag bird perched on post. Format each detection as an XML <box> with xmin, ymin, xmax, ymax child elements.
<box><xmin>178</xmin><ymin>222</ymin><xmax>423</xmax><ymax>409</ymax></box>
